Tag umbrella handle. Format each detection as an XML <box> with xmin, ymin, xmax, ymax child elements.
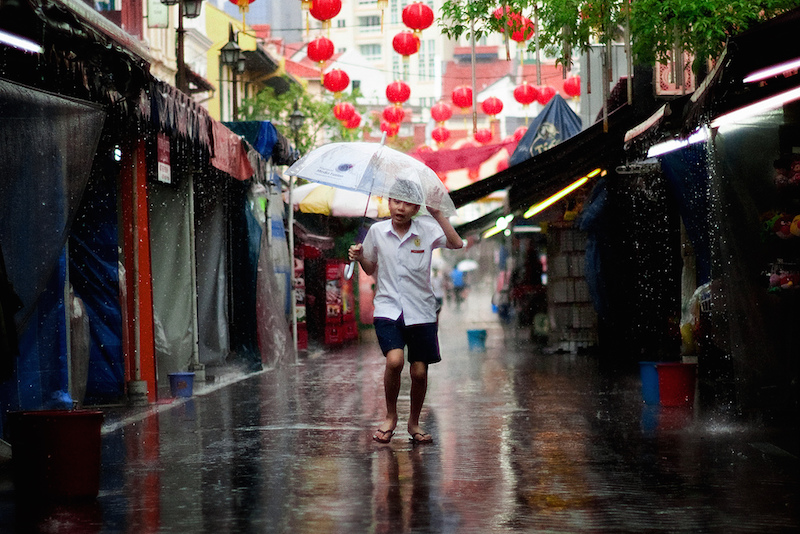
<box><xmin>344</xmin><ymin>260</ymin><xmax>356</xmax><ymax>280</ymax></box>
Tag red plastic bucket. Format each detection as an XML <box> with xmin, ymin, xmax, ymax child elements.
<box><xmin>656</xmin><ymin>363</ymin><xmax>697</xmax><ymax>407</ymax></box>
<box><xmin>7</xmin><ymin>409</ymin><xmax>104</xmax><ymax>499</ymax></box>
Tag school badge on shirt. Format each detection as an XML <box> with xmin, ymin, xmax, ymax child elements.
<box><xmin>411</xmin><ymin>238</ymin><xmax>424</xmax><ymax>254</ymax></box>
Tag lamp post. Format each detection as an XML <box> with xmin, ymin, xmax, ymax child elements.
<box><xmin>288</xmin><ymin>103</ymin><xmax>305</xmax><ymax>361</ymax></box>
<box><xmin>161</xmin><ymin>0</ymin><xmax>202</xmax><ymax>94</ymax></box>
<box><xmin>219</xmin><ymin>27</ymin><xmax>245</xmax><ymax>121</ymax></box>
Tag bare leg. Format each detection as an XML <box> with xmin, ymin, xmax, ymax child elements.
<box><xmin>378</xmin><ymin>348</ymin><xmax>404</xmax><ymax>436</ymax></box>
<box><xmin>407</xmin><ymin>361</ymin><xmax>431</xmax><ymax>441</ymax></box>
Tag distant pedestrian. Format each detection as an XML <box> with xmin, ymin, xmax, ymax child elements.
<box><xmin>450</xmin><ymin>266</ymin><xmax>466</xmax><ymax>306</ymax></box>
<box><xmin>349</xmin><ymin>179</ymin><xmax>463</xmax><ymax>444</ymax></box>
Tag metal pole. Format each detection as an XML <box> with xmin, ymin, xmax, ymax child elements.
<box><xmin>232</xmin><ymin>69</ymin><xmax>238</xmax><ymax>120</ymax></box>
<box><xmin>176</xmin><ymin>0</ymin><xmax>187</xmax><ymax>93</ymax></box>
<box><xmin>470</xmin><ymin>16</ymin><xmax>477</xmax><ymax>136</ymax></box>
<box><xmin>288</xmin><ymin>164</ymin><xmax>298</xmax><ymax>362</ymax></box>
<box><xmin>534</xmin><ymin>3</ymin><xmax>541</xmax><ymax>85</ymax></box>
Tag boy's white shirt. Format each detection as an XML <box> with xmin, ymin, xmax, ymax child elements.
<box><xmin>362</xmin><ymin>215</ymin><xmax>447</xmax><ymax>325</ymax></box>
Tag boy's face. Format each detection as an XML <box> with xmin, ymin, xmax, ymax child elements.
<box><xmin>388</xmin><ymin>198</ymin><xmax>420</xmax><ymax>226</ymax></box>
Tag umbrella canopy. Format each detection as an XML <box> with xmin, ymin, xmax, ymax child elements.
<box><xmin>457</xmin><ymin>259</ymin><xmax>479</xmax><ymax>272</ymax></box>
<box><xmin>286</xmin><ymin>141</ymin><xmax>456</xmax><ymax>216</ymax></box>
<box><xmin>290</xmin><ymin>183</ymin><xmax>390</xmax><ymax>218</ymax></box>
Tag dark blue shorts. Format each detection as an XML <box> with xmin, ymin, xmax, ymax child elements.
<box><xmin>374</xmin><ymin>315</ymin><xmax>441</xmax><ymax>365</ymax></box>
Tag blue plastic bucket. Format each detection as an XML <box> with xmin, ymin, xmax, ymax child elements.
<box><xmin>639</xmin><ymin>361</ymin><xmax>660</xmax><ymax>405</ymax></box>
<box><xmin>467</xmin><ymin>329</ymin><xmax>487</xmax><ymax>351</ymax></box>
<box><xmin>168</xmin><ymin>372</ymin><xmax>195</xmax><ymax>398</ymax></box>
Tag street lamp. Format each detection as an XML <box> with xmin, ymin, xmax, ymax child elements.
<box><xmin>219</xmin><ymin>28</ymin><xmax>245</xmax><ymax>120</ymax></box>
<box><xmin>288</xmin><ymin>102</ymin><xmax>305</xmax><ymax>360</ymax></box>
<box><xmin>160</xmin><ymin>0</ymin><xmax>202</xmax><ymax>94</ymax></box>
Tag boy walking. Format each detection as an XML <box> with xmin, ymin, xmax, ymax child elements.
<box><xmin>349</xmin><ymin>179</ymin><xmax>463</xmax><ymax>444</ymax></box>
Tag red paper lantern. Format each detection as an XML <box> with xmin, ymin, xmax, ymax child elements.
<box><xmin>513</xmin><ymin>126</ymin><xmax>527</xmax><ymax>142</ymax></box>
<box><xmin>474</xmin><ymin>128</ymin><xmax>493</xmax><ymax>144</ymax></box>
<box><xmin>380</xmin><ymin>121</ymin><xmax>399</xmax><ymax>137</ymax></box>
<box><xmin>513</xmin><ymin>82</ymin><xmax>538</xmax><ymax>106</ymax></box>
<box><xmin>229</xmin><ymin>0</ymin><xmax>256</xmax><ymax>13</ymax></box>
<box><xmin>563</xmin><ymin>75</ymin><xmax>581</xmax><ymax>98</ymax></box>
<box><xmin>323</xmin><ymin>69</ymin><xmax>350</xmax><ymax>95</ymax></box>
<box><xmin>392</xmin><ymin>31</ymin><xmax>420</xmax><ymax>61</ymax></box>
<box><xmin>309</xmin><ymin>0</ymin><xmax>342</xmax><ymax>30</ymax></box>
<box><xmin>382</xmin><ymin>105</ymin><xmax>405</xmax><ymax>124</ymax></box>
<box><xmin>386</xmin><ymin>80</ymin><xmax>411</xmax><ymax>105</ymax></box>
<box><xmin>307</xmin><ymin>36</ymin><xmax>334</xmax><ymax>64</ymax></box>
<box><xmin>481</xmin><ymin>96</ymin><xmax>503</xmax><ymax>117</ymax></box>
<box><xmin>345</xmin><ymin>112</ymin><xmax>362</xmax><ymax>129</ymax></box>
<box><xmin>452</xmin><ymin>85</ymin><xmax>472</xmax><ymax>110</ymax></box>
<box><xmin>431</xmin><ymin>126</ymin><xmax>450</xmax><ymax>144</ymax></box>
<box><xmin>431</xmin><ymin>102</ymin><xmax>453</xmax><ymax>123</ymax></box>
<box><xmin>402</xmin><ymin>2</ymin><xmax>434</xmax><ymax>33</ymax></box>
<box><xmin>537</xmin><ymin>85</ymin><xmax>557</xmax><ymax>105</ymax></box>
<box><xmin>493</xmin><ymin>7</ymin><xmax>533</xmax><ymax>42</ymax></box>
<box><xmin>510</xmin><ymin>16</ymin><xmax>535</xmax><ymax>42</ymax></box>
<box><xmin>333</xmin><ymin>101</ymin><xmax>355</xmax><ymax>122</ymax></box>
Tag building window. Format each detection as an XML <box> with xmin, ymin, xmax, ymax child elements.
<box><xmin>352</xmin><ymin>80</ymin><xmax>361</xmax><ymax>91</ymax></box>
<box><xmin>358</xmin><ymin>15</ymin><xmax>381</xmax><ymax>32</ymax></box>
<box><xmin>392</xmin><ymin>56</ymin><xmax>401</xmax><ymax>80</ymax></box>
<box><xmin>358</xmin><ymin>0</ymin><xmax>376</xmax><ymax>4</ymax></box>
<box><xmin>359</xmin><ymin>43</ymin><xmax>382</xmax><ymax>60</ymax></box>
<box><xmin>337</xmin><ymin>19</ymin><xmax>346</xmax><ymax>28</ymax></box>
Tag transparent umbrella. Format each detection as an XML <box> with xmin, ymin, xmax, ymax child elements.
<box><xmin>286</xmin><ymin>136</ymin><xmax>455</xmax><ymax>278</ymax></box>
<box><xmin>286</xmin><ymin>138</ymin><xmax>455</xmax><ymax>216</ymax></box>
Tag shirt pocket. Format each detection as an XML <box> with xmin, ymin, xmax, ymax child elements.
<box><xmin>403</xmin><ymin>247</ymin><xmax>428</xmax><ymax>271</ymax></box>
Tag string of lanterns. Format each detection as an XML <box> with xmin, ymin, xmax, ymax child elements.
<box><xmin>299</xmin><ymin>0</ymin><xmax>582</xmax><ymax>143</ymax></box>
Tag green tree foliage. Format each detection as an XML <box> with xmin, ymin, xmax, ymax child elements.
<box><xmin>438</xmin><ymin>0</ymin><xmax>800</xmax><ymax>77</ymax></box>
<box><xmin>239</xmin><ymin>79</ymin><xmax>366</xmax><ymax>154</ymax></box>
<box><xmin>630</xmin><ymin>0</ymin><xmax>800</xmax><ymax>73</ymax></box>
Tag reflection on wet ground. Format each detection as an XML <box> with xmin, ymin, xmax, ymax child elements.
<box><xmin>0</xmin><ymin>285</ymin><xmax>797</xmax><ymax>532</ymax></box>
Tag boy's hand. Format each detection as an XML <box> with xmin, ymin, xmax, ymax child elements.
<box><xmin>348</xmin><ymin>244</ymin><xmax>363</xmax><ymax>261</ymax></box>
<box><xmin>428</xmin><ymin>207</ymin><xmax>442</xmax><ymax>219</ymax></box>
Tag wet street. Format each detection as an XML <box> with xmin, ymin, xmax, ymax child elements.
<box><xmin>0</xmin><ymin>285</ymin><xmax>798</xmax><ymax>533</ymax></box>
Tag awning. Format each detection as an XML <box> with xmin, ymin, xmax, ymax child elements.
<box><xmin>243</xmin><ymin>45</ymin><xmax>299</xmax><ymax>95</ymax></box>
<box><xmin>449</xmin><ymin>104</ymin><xmax>641</xmax><ymax>213</ymax></box>
<box><xmin>210</xmin><ymin>121</ymin><xmax>254</xmax><ymax>181</ymax></box>
<box><xmin>625</xmin><ymin>7</ymin><xmax>800</xmax><ymax>152</ymax></box>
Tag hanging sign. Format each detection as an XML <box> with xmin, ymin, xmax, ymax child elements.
<box><xmin>157</xmin><ymin>133</ymin><xmax>171</xmax><ymax>184</ymax></box>
<box><xmin>147</xmin><ymin>0</ymin><xmax>168</xmax><ymax>28</ymax></box>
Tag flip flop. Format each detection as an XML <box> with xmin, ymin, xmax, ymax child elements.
<box><xmin>373</xmin><ymin>428</ymin><xmax>395</xmax><ymax>443</ymax></box>
<box><xmin>409</xmin><ymin>432</ymin><xmax>433</xmax><ymax>444</ymax></box>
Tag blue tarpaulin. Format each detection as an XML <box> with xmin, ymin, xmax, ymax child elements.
<box><xmin>509</xmin><ymin>94</ymin><xmax>582</xmax><ymax>167</ymax></box>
